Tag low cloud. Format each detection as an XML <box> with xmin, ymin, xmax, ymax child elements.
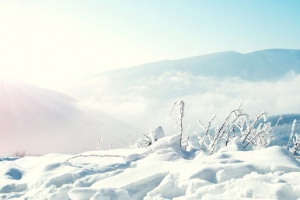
<box><xmin>75</xmin><ymin>71</ymin><xmax>300</xmax><ymax>137</ymax></box>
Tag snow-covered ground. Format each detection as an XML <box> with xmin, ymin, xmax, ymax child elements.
<box><xmin>1</xmin><ymin>134</ymin><xmax>300</xmax><ymax>200</ymax></box>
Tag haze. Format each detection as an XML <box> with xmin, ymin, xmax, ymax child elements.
<box><xmin>1</xmin><ymin>1</ymin><xmax>300</xmax><ymax>92</ymax></box>
<box><xmin>1</xmin><ymin>1</ymin><xmax>300</xmax><ymax>154</ymax></box>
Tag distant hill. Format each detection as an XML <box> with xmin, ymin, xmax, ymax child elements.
<box><xmin>76</xmin><ymin>49</ymin><xmax>300</xmax><ymax>100</ymax></box>
<box><xmin>267</xmin><ymin>114</ymin><xmax>300</xmax><ymax>126</ymax></box>
<box><xmin>266</xmin><ymin>114</ymin><xmax>300</xmax><ymax>147</ymax></box>
<box><xmin>71</xmin><ymin>49</ymin><xmax>300</xmax><ymax>140</ymax></box>
<box><xmin>97</xmin><ymin>49</ymin><xmax>300</xmax><ymax>81</ymax></box>
<box><xmin>0</xmin><ymin>81</ymin><xmax>138</xmax><ymax>155</ymax></box>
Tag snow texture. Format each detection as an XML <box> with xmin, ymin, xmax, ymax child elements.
<box><xmin>1</xmin><ymin>134</ymin><xmax>300</xmax><ymax>199</ymax></box>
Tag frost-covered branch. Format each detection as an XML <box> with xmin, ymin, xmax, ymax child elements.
<box><xmin>244</xmin><ymin>122</ymin><xmax>272</xmax><ymax>149</ymax></box>
<box><xmin>242</xmin><ymin>111</ymin><xmax>267</xmax><ymax>144</ymax></box>
<box><xmin>285</xmin><ymin>119</ymin><xmax>296</xmax><ymax>150</ymax></box>
<box><xmin>211</xmin><ymin>109</ymin><xmax>240</xmax><ymax>151</ymax></box>
<box><xmin>96</xmin><ymin>134</ymin><xmax>102</xmax><ymax>151</ymax></box>
<box><xmin>285</xmin><ymin>120</ymin><xmax>300</xmax><ymax>156</ymax></box>
<box><xmin>143</xmin><ymin>126</ymin><xmax>165</xmax><ymax>147</ymax></box>
<box><xmin>64</xmin><ymin>154</ymin><xmax>122</xmax><ymax>164</ymax></box>
<box><xmin>194</xmin><ymin>100</ymin><xmax>274</xmax><ymax>153</ymax></box>
<box><xmin>170</xmin><ymin>100</ymin><xmax>185</xmax><ymax>147</ymax></box>
<box><xmin>197</xmin><ymin>115</ymin><xmax>216</xmax><ymax>150</ymax></box>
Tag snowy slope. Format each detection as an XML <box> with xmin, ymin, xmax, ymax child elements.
<box><xmin>0</xmin><ymin>81</ymin><xmax>139</xmax><ymax>155</ymax></box>
<box><xmin>1</xmin><ymin>134</ymin><xmax>300</xmax><ymax>199</ymax></box>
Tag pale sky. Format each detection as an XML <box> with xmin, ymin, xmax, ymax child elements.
<box><xmin>1</xmin><ymin>0</ymin><xmax>300</xmax><ymax>92</ymax></box>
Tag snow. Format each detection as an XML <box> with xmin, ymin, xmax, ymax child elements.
<box><xmin>1</xmin><ymin>135</ymin><xmax>300</xmax><ymax>199</ymax></box>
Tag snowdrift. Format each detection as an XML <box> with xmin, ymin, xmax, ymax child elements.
<box><xmin>1</xmin><ymin>134</ymin><xmax>300</xmax><ymax>199</ymax></box>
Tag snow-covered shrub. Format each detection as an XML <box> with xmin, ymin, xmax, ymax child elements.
<box><xmin>143</xmin><ymin>126</ymin><xmax>165</xmax><ymax>146</ymax></box>
<box><xmin>270</xmin><ymin>114</ymin><xmax>300</xmax><ymax>147</ymax></box>
<box><xmin>96</xmin><ymin>134</ymin><xmax>102</xmax><ymax>150</ymax></box>
<box><xmin>195</xmin><ymin>101</ymin><xmax>276</xmax><ymax>153</ymax></box>
<box><xmin>15</xmin><ymin>150</ymin><xmax>26</xmax><ymax>158</ymax></box>
<box><xmin>284</xmin><ymin>119</ymin><xmax>300</xmax><ymax>156</ymax></box>
<box><xmin>284</xmin><ymin>119</ymin><xmax>297</xmax><ymax>150</ymax></box>
<box><xmin>170</xmin><ymin>100</ymin><xmax>185</xmax><ymax>147</ymax></box>
<box><xmin>291</xmin><ymin>133</ymin><xmax>300</xmax><ymax>156</ymax></box>
<box><xmin>111</xmin><ymin>127</ymin><xmax>164</xmax><ymax>150</ymax></box>
<box><xmin>242</xmin><ymin>111</ymin><xmax>276</xmax><ymax>150</ymax></box>
<box><xmin>126</xmin><ymin>138</ymin><xmax>144</xmax><ymax>149</ymax></box>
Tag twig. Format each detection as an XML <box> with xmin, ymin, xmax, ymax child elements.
<box><xmin>64</xmin><ymin>154</ymin><xmax>122</xmax><ymax>164</ymax></box>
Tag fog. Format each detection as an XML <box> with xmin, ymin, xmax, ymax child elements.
<box><xmin>75</xmin><ymin>71</ymin><xmax>300</xmax><ymax>137</ymax></box>
<box><xmin>0</xmin><ymin>81</ymin><xmax>138</xmax><ymax>155</ymax></box>
<box><xmin>1</xmin><ymin>71</ymin><xmax>299</xmax><ymax>155</ymax></box>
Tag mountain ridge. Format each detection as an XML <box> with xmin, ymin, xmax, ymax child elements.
<box><xmin>97</xmin><ymin>48</ymin><xmax>300</xmax><ymax>81</ymax></box>
<box><xmin>72</xmin><ymin>48</ymin><xmax>300</xmax><ymax>136</ymax></box>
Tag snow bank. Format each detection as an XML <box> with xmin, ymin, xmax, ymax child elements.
<box><xmin>1</xmin><ymin>135</ymin><xmax>300</xmax><ymax>199</ymax></box>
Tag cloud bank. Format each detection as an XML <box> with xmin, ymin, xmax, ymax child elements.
<box><xmin>75</xmin><ymin>71</ymin><xmax>300</xmax><ymax>136</ymax></box>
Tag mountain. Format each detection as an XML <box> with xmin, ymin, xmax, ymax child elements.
<box><xmin>0</xmin><ymin>81</ymin><xmax>138</xmax><ymax>155</ymax></box>
<box><xmin>71</xmin><ymin>49</ymin><xmax>300</xmax><ymax>140</ymax></box>
<box><xmin>97</xmin><ymin>49</ymin><xmax>300</xmax><ymax>81</ymax></box>
<box><xmin>74</xmin><ymin>49</ymin><xmax>300</xmax><ymax>100</ymax></box>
